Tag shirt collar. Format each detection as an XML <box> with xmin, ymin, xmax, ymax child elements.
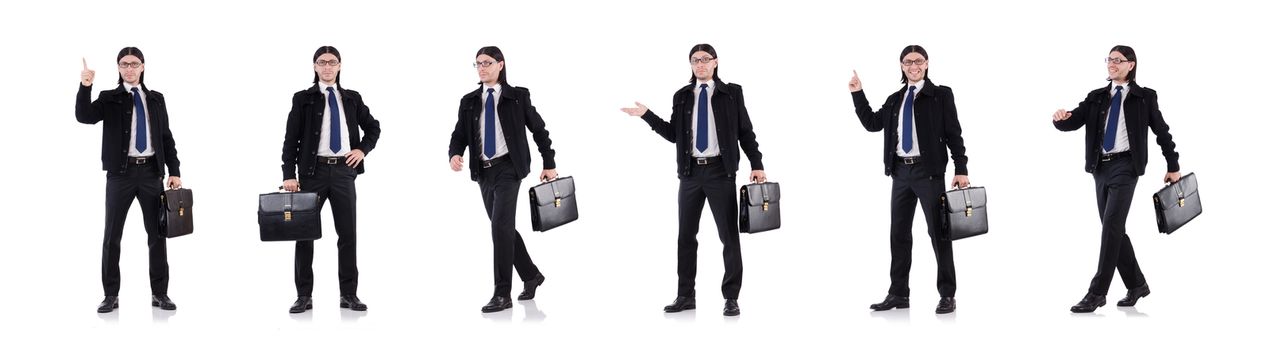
<box><xmin>696</xmin><ymin>79</ymin><xmax>715</xmax><ymax>91</ymax></box>
<box><xmin>483</xmin><ymin>82</ymin><xmax>503</xmax><ymax>95</ymax></box>
<box><xmin>123</xmin><ymin>82</ymin><xmax>142</xmax><ymax>93</ymax></box>
<box><xmin>907</xmin><ymin>79</ymin><xmax>926</xmax><ymax>93</ymax></box>
<box><xmin>319</xmin><ymin>81</ymin><xmax>339</xmax><ymax>93</ymax></box>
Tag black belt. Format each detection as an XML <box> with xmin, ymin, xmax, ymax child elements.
<box><xmin>895</xmin><ymin>156</ymin><xmax>922</xmax><ymax>165</ymax></box>
<box><xmin>482</xmin><ymin>156</ymin><xmax>508</xmax><ymax>169</ymax></box>
<box><xmin>318</xmin><ymin>156</ymin><xmax>345</xmax><ymax>165</ymax></box>
<box><xmin>693</xmin><ymin>156</ymin><xmax>722</xmax><ymax>166</ymax></box>
<box><xmin>1099</xmin><ymin>151</ymin><xmax>1130</xmax><ymax>162</ymax></box>
<box><xmin>128</xmin><ymin>156</ymin><xmax>154</xmax><ymax>165</ymax></box>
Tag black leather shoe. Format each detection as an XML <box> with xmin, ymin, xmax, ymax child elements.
<box><xmin>518</xmin><ymin>273</ymin><xmax>546</xmax><ymax>300</ymax></box>
<box><xmin>1117</xmin><ymin>284</ymin><xmax>1150</xmax><ymax>307</ymax></box>
<box><xmin>663</xmin><ymin>296</ymin><xmax>696</xmax><ymax>313</ymax></box>
<box><xmin>151</xmin><ymin>295</ymin><xmax>177</xmax><ymax>311</ymax></box>
<box><xmin>340</xmin><ymin>295</ymin><xmax>368</xmax><ymax>311</ymax></box>
<box><xmin>289</xmin><ymin>296</ymin><xmax>312</xmax><ymax>314</ymax></box>
<box><xmin>1070</xmin><ymin>293</ymin><xmax>1106</xmax><ymax>313</ymax></box>
<box><xmin>97</xmin><ymin>296</ymin><xmax>118</xmax><ymax>313</ymax></box>
<box><xmin>869</xmin><ymin>294</ymin><xmax>910</xmax><ymax>311</ymax></box>
<box><xmin>723</xmin><ymin>299</ymin><xmax>740</xmax><ymax>316</ymax></box>
<box><xmin>935</xmin><ymin>297</ymin><xmax>956</xmax><ymax>314</ymax></box>
<box><xmin>481</xmin><ymin>296</ymin><xmax>512</xmax><ymax>313</ymax></box>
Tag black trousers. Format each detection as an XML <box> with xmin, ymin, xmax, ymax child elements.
<box><xmin>295</xmin><ymin>162</ymin><xmax>359</xmax><ymax>297</ymax></box>
<box><xmin>677</xmin><ymin>162</ymin><xmax>743</xmax><ymax>299</ymax></box>
<box><xmin>479</xmin><ymin>161</ymin><xmax>540</xmax><ymax>298</ymax></box>
<box><xmin>1087</xmin><ymin>156</ymin><xmax>1146</xmax><ymax>295</ymax></box>
<box><xmin>887</xmin><ymin>161</ymin><xmax>956</xmax><ymax>298</ymax></box>
<box><xmin>101</xmin><ymin>161</ymin><xmax>169</xmax><ymax>296</ymax></box>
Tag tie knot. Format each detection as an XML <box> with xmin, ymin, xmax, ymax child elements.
<box><xmin>1114</xmin><ymin>86</ymin><xmax>1123</xmax><ymax>92</ymax></box>
<box><xmin>487</xmin><ymin>88</ymin><xmax>495</xmax><ymax>93</ymax></box>
<box><xmin>326</xmin><ymin>86</ymin><xmax>335</xmax><ymax>93</ymax></box>
<box><xmin>909</xmin><ymin>86</ymin><xmax>917</xmax><ymax>92</ymax></box>
<box><xmin>131</xmin><ymin>87</ymin><xmax>140</xmax><ymax>94</ymax></box>
<box><xmin>700</xmin><ymin>84</ymin><xmax>708</xmax><ymax>90</ymax></box>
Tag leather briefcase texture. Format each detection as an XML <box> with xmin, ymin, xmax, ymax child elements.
<box><xmin>1153</xmin><ymin>172</ymin><xmax>1201</xmax><ymax>234</ymax></box>
<box><xmin>159</xmin><ymin>188</ymin><xmax>193</xmax><ymax>238</ymax></box>
<box><xmin>529</xmin><ymin>176</ymin><xmax>578</xmax><ymax>232</ymax></box>
<box><xmin>739</xmin><ymin>182</ymin><xmax>780</xmax><ymax>233</ymax></box>
<box><xmin>258</xmin><ymin>192</ymin><xmax>322</xmax><ymax>241</ymax></box>
<box><xmin>941</xmin><ymin>186</ymin><xmax>988</xmax><ymax>240</ymax></box>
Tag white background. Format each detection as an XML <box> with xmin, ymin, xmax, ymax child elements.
<box><xmin>1</xmin><ymin>0</ymin><xmax>1265</xmax><ymax>348</ymax></box>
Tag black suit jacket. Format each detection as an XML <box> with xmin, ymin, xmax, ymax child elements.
<box><xmin>448</xmin><ymin>84</ymin><xmax>556</xmax><ymax>182</ymax></box>
<box><xmin>282</xmin><ymin>84</ymin><xmax>382</xmax><ymax>180</ymax></box>
<box><xmin>640</xmin><ymin>80</ymin><xmax>763</xmax><ymax>178</ymax></box>
<box><xmin>852</xmin><ymin>80</ymin><xmax>968</xmax><ymax>177</ymax></box>
<box><xmin>76</xmin><ymin>84</ymin><xmax>181</xmax><ymax>176</ymax></box>
<box><xmin>1053</xmin><ymin>81</ymin><xmax>1179</xmax><ymax>175</ymax></box>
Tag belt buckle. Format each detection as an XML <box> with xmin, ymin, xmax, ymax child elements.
<box><xmin>902</xmin><ymin>157</ymin><xmax>916</xmax><ymax>165</ymax></box>
<box><xmin>324</xmin><ymin>157</ymin><xmax>339</xmax><ymax>165</ymax></box>
<box><xmin>133</xmin><ymin>157</ymin><xmax>147</xmax><ymax>164</ymax></box>
<box><xmin>696</xmin><ymin>158</ymin><xmax>709</xmax><ymax>165</ymax></box>
<box><xmin>482</xmin><ymin>160</ymin><xmax>494</xmax><ymax>168</ymax></box>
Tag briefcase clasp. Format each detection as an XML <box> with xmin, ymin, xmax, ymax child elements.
<box><xmin>1179</xmin><ymin>198</ymin><xmax>1185</xmax><ymax>207</ymax></box>
<box><xmin>965</xmin><ymin>206</ymin><xmax>973</xmax><ymax>217</ymax></box>
<box><xmin>762</xmin><ymin>201</ymin><xmax>769</xmax><ymax>211</ymax></box>
<box><xmin>554</xmin><ymin>198</ymin><xmax>561</xmax><ymax>207</ymax></box>
<box><xmin>179</xmin><ymin>207</ymin><xmax>185</xmax><ymax>217</ymax></box>
<box><xmin>284</xmin><ymin>211</ymin><xmax>292</xmax><ymax>221</ymax></box>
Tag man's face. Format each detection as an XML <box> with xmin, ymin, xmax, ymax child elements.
<box><xmin>690</xmin><ymin>51</ymin><xmax>717</xmax><ymax>82</ymax></box>
<box><xmin>475</xmin><ymin>54</ymin><xmax>503</xmax><ymax>85</ymax></box>
<box><xmin>900</xmin><ymin>52</ymin><xmax>927</xmax><ymax>83</ymax></box>
<box><xmin>314</xmin><ymin>53</ymin><xmax>341</xmax><ymax>84</ymax></box>
<box><xmin>1106</xmin><ymin>51</ymin><xmax>1135</xmax><ymax>82</ymax></box>
<box><xmin>118</xmin><ymin>55</ymin><xmax>143</xmax><ymax>85</ymax></box>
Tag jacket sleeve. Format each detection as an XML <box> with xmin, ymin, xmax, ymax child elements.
<box><xmin>940</xmin><ymin>87</ymin><xmax>968</xmax><ymax>176</ymax></box>
<box><xmin>448</xmin><ymin>100</ymin><xmax>469</xmax><ymax>159</ymax></box>
<box><xmin>733</xmin><ymin>84</ymin><xmax>763</xmax><ymax>170</ymax></box>
<box><xmin>75</xmin><ymin>84</ymin><xmax>105</xmax><ymax>124</ymax></box>
<box><xmin>155</xmin><ymin>92</ymin><xmax>181</xmax><ymax>177</ymax></box>
<box><xmin>1146</xmin><ymin>91</ymin><xmax>1180</xmax><ymax>172</ymax></box>
<box><xmin>852</xmin><ymin>90</ymin><xmax>887</xmax><ymax>132</ymax></box>
<box><xmin>640</xmin><ymin>91</ymin><xmax>679</xmax><ymax>143</ymax></box>
<box><xmin>520</xmin><ymin>89</ymin><xmax>556</xmax><ymax>170</ymax></box>
<box><xmin>1054</xmin><ymin>91</ymin><xmax>1094</xmax><ymax>132</ymax></box>
<box><xmin>354</xmin><ymin>96</ymin><xmax>381</xmax><ymax>155</ymax></box>
<box><xmin>281</xmin><ymin>94</ymin><xmax>305</xmax><ymax>181</ymax></box>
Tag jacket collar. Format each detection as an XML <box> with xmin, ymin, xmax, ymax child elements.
<box><xmin>1099</xmin><ymin>81</ymin><xmax>1144</xmax><ymax>98</ymax></box>
<box><xmin>679</xmin><ymin>78</ymin><xmax>730</xmax><ymax>96</ymax></box>
<box><xmin>895</xmin><ymin>79</ymin><xmax>936</xmax><ymax>98</ymax></box>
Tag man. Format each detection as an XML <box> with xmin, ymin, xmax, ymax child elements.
<box><xmin>620</xmin><ymin>43</ymin><xmax>766</xmax><ymax>317</ymax></box>
<box><xmin>850</xmin><ymin>45</ymin><xmax>970</xmax><ymax>315</ymax></box>
<box><xmin>76</xmin><ymin>47</ymin><xmax>183</xmax><ymax>313</ymax></box>
<box><xmin>280</xmin><ymin>46</ymin><xmax>381</xmax><ymax>314</ymax></box>
<box><xmin>1053</xmin><ymin>45</ymin><xmax>1181</xmax><ymax>313</ymax></box>
<box><xmin>448</xmin><ymin>46</ymin><xmax>555</xmax><ymax>313</ymax></box>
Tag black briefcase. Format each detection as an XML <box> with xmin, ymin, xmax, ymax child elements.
<box><xmin>159</xmin><ymin>188</ymin><xmax>194</xmax><ymax>238</ymax></box>
<box><xmin>258</xmin><ymin>192</ymin><xmax>322</xmax><ymax>241</ymax></box>
<box><xmin>529</xmin><ymin>176</ymin><xmax>578</xmax><ymax>232</ymax></box>
<box><xmin>1153</xmin><ymin>172</ymin><xmax>1201</xmax><ymax>234</ymax></box>
<box><xmin>941</xmin><ymin>186</ymin><xmax>988</xmax><ymax>240</ymax></box>
<box><xmin>739</xmin><ymin>182</ymin><xmax>780</xmax><ymax>233</ymax></box>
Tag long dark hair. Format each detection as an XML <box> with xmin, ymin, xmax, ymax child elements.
<box><xmin>312</xmin><ymin>46</ymin><xmax>341</xmax><ymax>84</ymax></box>
<box><xmin>116</xmin><ymin>47</ymin><xmax>144</xmax><ymax>85</ymax></box>
<box><xmin>1108</xmin><ymin>45</ymin><xmax>1137</xmax><ymax>82</ymax></box>
<box><xmin>476</xmin><ymin>46</ymin><xmax>509</xmax><ymax>86</ymax></box>
<box><xmin>687</xmin><ymin>43</ymin><xmax>720</xmax><ymax>84</ymax></box>
<box><xmin>898</xmin><ymin>45</ymin><xmax>930</xmax><ymax>84</ymax></box>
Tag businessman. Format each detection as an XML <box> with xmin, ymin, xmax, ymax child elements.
<box><xmin>850</xmin><ymin>45</ymin><xmax>970</xmax><ymax>314</ymax></box>
<box><xmin>1053</xmin><ymin>45</ymin><xmax>1181</xmax><ymax>313</ymax></box>
<box><xmin>280</xmin><ymin>46</ymin><xmax>381</xmax><ymax>313</ymax></box>
<box><xmin>621</xmin><ymin>43</ymin><xmax>766</xmax><ymax>317</ymax></box>
<box><xmin>76</xmin><ymin>47</ymin><xmax>183</xmax><ymax>313</ymax></box>
<box><xmin>448</xmin><ymin>46</ymin><xmax>555</xmax><ymax>313</ymax></box>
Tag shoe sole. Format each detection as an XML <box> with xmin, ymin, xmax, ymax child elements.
<box><xmin>97</xmin><ymin>303</ymin><xmax>118</xmax><ymax>313</ymax></box>
<box><xmin>340</xmin><ymin>303</ymin><xmax>368</xmax><ymax>311</ymax></box>
<box><xmin>870</xmin><ymin>304</ymin><xmax>910</xmax><ymax>311</ymax></box>
<box><xmin>290</xmin><ymin>304</ymin><xmax>313</xmax><ymax>313</ymax></box>
<box><xmin>481</xmin><ymin>305</ymin><xmax>512</xmax><ymax>313</ymax></box>
<box><xmin>1071</xmin><ymin>301</ymin><xmax>1106</xmax><ymax>313</ymax></box>
<box><xmin>1117</xmin><ymin>291</ymin><xmax>1150</xmax><ymax>307</ymax></box>
<box><xmin>664</xmin><ymin>305</ymin><xmax>696</xmax><ymax>313</ymax></box>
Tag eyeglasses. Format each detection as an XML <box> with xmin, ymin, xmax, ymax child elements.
<box><xmin>118</xmin><ymin>62</ymin><xmax>143</xmax><ymax>69</ymax></box>
<box><xmin>315</xmin><ymin>60</ymin><xmax>341</xmax><ymax>67</ymax></box>
<box><xmin>1105</xmin><ymin>57</ymin><xmax>1133</xmax><ymax>64</ymax></box>
<box><xmin>689</xmin><ymin>57</ymin><xmax>716</xmax><ymax>65</ymax></box>
<box><xmin>901</xmin><ymin>59</ymin><xmax>927</xmax><ymax>66</ymax></box>
<box><xmin>473</xmin><ymin>60</ymin><xmax>497</xmax><ymax>68</ymax></box>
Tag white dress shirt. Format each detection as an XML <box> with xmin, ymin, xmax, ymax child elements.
<box><xmin>317</xmin><ymin>81</ymin><xmax>351</xmax><ymax>157</ymax></box>
<box><xmin>691</xmin><ymin>79</ymin><xmax>720</xmax><ymax>157</ymax></box>
<box><xmin>123</xmin><ymin>82</ymin><xmax>154</xmax><ymax>157</ymax></box>
<box><xmin>480</xmin><ymin>83</ymin><xmax>510</xmax><ymax>160</ymax></box>
<box><xmin>896</xmin><ymin>79</ymin><xmax>925</xmax><ymax>157</ymax></box>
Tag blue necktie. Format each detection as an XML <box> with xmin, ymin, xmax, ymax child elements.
<box><xmin>901</xmin><ymin>86</ymin><xmax>916</xmax><ymax>153</ymax></box>
<box><xmin>484</xmin><ymin>88</ymin><xmax>496</xmax><ymax>158</ymax></box>
<box><xmin>131</xmin><ymin>87</ymin><xmax>147</xmax><ymax>153</ymax></box>
<box><xmin>1102</xmin><ymin>86</ymin><xmax>1124</xmax><ymax>152</ymax></box>
<box><xmin>327</xmin><ymin>87</ymin><xmax>342</xmax><ymax>154</ymax></box>
<box><xmin>696</xmin><ymin>84</ymin><xmax>709</xmax><ymax>153</ymax></box>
